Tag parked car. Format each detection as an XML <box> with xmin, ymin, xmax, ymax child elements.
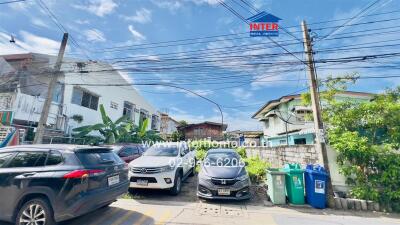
<box><xmin>197</xmin><ymin>148</ymin><xmax>251</xmax><ymax>200</ymax></box>
<box><xmin>0</xmin><ymin>144</ymin><xmax>129</xmax><ymax>225</ymax></box>
<box><xmin>109</xmin><ymin>144</ymin><xmax>147</xmax><ymax>163</ymax></box>
<box><xmin>128</xmin><ymin>142</ymin><xmax>195</xmax><ymax>195</ymax></box>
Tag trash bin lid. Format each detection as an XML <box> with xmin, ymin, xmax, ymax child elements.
<box><xmin>305</xmin><ymin>164</ymin><xmax>328</xmax><ymax>176</ymax></box>
<box><xmin>283</xmin><ymin>163</ymin><xmax>304</xmax><ymax>173</ymax></box>
<box><xmin>266</xmin><ymin>168</ymin><xmax>286</xmax><ymax>175</ymax></box>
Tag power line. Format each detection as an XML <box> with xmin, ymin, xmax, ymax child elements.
<box><xmin>35</xmin><ymin>0</ymin><xmax>91</xmax><ymax>60</ymax></box>
<box><xmin>0</xmin><ymin>0</ymin><xmax>26</xmax><ymax>4</ymax></box>
<box><xmin>320</xmin><ymin>0</ymin><xmax>386</xmax><ymax>40</ymax></box>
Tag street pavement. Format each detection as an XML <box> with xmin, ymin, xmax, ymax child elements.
<box><xmin>67</xmin><ymin>199</ymin><xmax>400</xmax><ymax>225</ymax></box>
<box><xmin>2</xmin><ymin>198</ymin><xmax>399</xmax><ymax>225</ymax></box>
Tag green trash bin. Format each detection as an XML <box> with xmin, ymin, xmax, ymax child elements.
<box><xmin>266</xmin><ymin>168</ymin><xmax>286</xmax><ymax>205</ymax></box>
<box><xmin>283</xmin><ymin>164</ymin><xmax>305</xmax><ymax>205</ymax></box>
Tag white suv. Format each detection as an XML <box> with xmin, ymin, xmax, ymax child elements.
<box><xmin>128</xmin><ymin>142</ymin><xmax>196</xmax><ymax>195</ymax></box>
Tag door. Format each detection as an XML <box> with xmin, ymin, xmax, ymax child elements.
<box><xmin>180</xmin><ymin>145</ymin><xmax>191</xmax><ymax>175</ymax></box>
<box><xmin>0</xmin><ymin>151</ymin><xmax>47</xmax><ymax>221</ymax></box>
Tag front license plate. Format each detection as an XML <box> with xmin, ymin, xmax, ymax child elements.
<box><xmin>136</xmin><ymin>179</ymin><xmax>148</xmax><ymax>186</ymax></box>
<box><xmin>218</xmin><ymin>189</ymin><xmax>231</xmax><ymax>196</ymax></box>
<box><xmin>108</xmin><ymin>175</ymin><xmax>120</xmax><ymax>186</ymax></box>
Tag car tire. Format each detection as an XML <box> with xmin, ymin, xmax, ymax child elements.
<box><xmin>188</xmin><ymin>167</ymin><xmax>195</xmax><ymax>177</ymax></box>
<box><xmin>170</xmin><ymin>171</ymin><xmax>182</xmax><ymax>195</ymax></box>
<box><xmin>16</xmin><ymin>198</ymin><xmax>55</xmax><ymax>225</ymax></box>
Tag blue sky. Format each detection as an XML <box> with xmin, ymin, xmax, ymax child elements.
<box><xmin>1</xmin><ymin>0</ymin><xmax>399</xmax><ymax>130</ymax></box>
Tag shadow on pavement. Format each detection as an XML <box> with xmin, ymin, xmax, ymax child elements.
<box><xmin>0</xmin><ymin>206</ymin><xmax>155</xmax><ymax>225</ymax></box>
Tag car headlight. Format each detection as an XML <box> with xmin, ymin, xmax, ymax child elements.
<box><xmin>159</xmin><ymin>165</ymin><xmax>175</xmax><ymax>172</ymax></box>
<box><xmin>236</xmin><ymin>168</ymin><xmax>249</xmax><ymax>181</ymax></box>
<box><xmin>236</xmin><ymin>173</ymin><xmax>249</xmax><ymax>181</ymax></box>
<box><xmin>199</xmin><ymin>172</ymin><xmax>212</xmax><ymax>181</ymax></box>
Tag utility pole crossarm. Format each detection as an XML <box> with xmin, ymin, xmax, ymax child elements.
<box><xmin>33</xmin><ymin>33</ymin><xmax>68</xmax><ymax>144</ymax></box>
<box><xmin>301</xmin><ymin>21</ymin><xmax>335</xmax><ymax>207</ymax></box>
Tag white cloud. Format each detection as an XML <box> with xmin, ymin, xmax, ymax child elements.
<box><xmin>0</xmin><ymin>31</ymin><xmax>62</xmax><ymax>55</ymax></box>
<box><xmin>73</xmin><ymin>0</ymin><xmax>118</xmax><ymax>17</ymax></box>
<box><xmin>128</xmin><ymin>25</ymin><xmax>146</xmax><ymax>41</ymax></box>
<box><xmin>230</xmin><ymin>88</ymin><xmax>253</xmax><ymax>103</ymax></box>
<box><xmin>31</xmin><ymin>18</ymin><xmax>50</xmax><ymax>28</ymax></box>
<box><xmin>120</xmin><ymin>8</ymin><xmax>152</xmax><ymax>24</ymax></box>
<box><xmin>151</xmin><ymin>0</ymin><xmax>182</xmax><ymax>11</ymax></box>
<box><xmin>83</xmin><ymin>29</ymin><xmax>106</xmax><ymax>42</ymax></box>
<box><xmin>75</xmin><ymin>19</ymin><xmax>90</xmax><ymax>25</ymax></box>
<box><xmin>8</xmin><ymin>1</ymin><xmax>33</xmax><ymax>11</ymax></box>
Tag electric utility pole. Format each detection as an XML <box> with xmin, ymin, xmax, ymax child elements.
<box><xmin>301</xmin><ymin>21</ymin><xmax>335</xmax><ymax>207</ymax></box>
<box><xmin>34</xmin><ymin>33</ymin><xmax>68</xmax><ymax>144</ymax></box>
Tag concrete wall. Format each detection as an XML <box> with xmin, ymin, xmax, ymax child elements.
<box><xmin>62</xmin><ymin>60</ymin><xmax>160</xmax><ymax>134</ymax></box>
<box><xmin>245</xmin><ymin>145</ymin><xmax>348</xmax><ymax>192</ymax></box>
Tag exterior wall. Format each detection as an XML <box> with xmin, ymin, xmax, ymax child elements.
<box><xmin>61</xmin><ymin>60</ymin><xmax>159</xmax><ymax>134</ymax></box>
<box><xmin>262</xmin><ymin>98</ymin><xmax>313</xmax><ymax>137</ymax></box>
<box><xmin>183</xmin><ymin>124</ymin><xmax>223</xmax><ymax>140</ymax></box>
<box><xmin>0</xmin><ymin>92</ymin><xmax>64</xmax><ymax>129</ymax></box>
<box><xmin>267</xmin><ymin>133</ymin><xmax>315</xmax><ymax>147</ymax></box>
<box><xmin>259</xmin><ymin>94</ymin><xmax>372</xmax><ymax>147</ymax></box>
<box><xmin>160</xmin><ymin>114</ymin><xmax>179</xmax><ymax>136</ymax></box>
<box><xmin>245</xmin><ymin>145</ymin><xmax>348</xmax><ymax>192</ymax></box>
<box><xmin>0</xmin><ymin>54</ymin><xmax>160</xmax><ymax>137</ymax></box>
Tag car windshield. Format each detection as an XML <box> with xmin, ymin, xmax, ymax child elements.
<box><xmin>205</xmin><ymin>151</ymin><xmax>241</xmax><ymax>167</ymax></box>
<box><xmin>143</xmin><ymin>145</ymin><xmax>179</xmax><ymax>157</ymax></box>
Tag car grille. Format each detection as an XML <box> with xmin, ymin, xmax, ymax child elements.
<box><xmin>130</xmin><ymin>177</ymin><xmax>157</xmax><ymax>183</ymax></box>
<box><xmin>211</xmin><ymin>178</ymin><xmax>237</xmax><ymax>186</ymax></box>
<box><xmin>131</xmin><ymin>167</ymin><xmax>163</xmax><ymax>174</ymax></box>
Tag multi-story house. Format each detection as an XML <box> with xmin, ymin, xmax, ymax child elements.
<box><xmin>252</xmin><ymin>91</ymin><xmax>373</xmax><ymax>147</ymax></box>
<box><xmin>159</xmin><ymin>113</ymin><xmax>180</xmax><ymax>140</ymax></box>
<box><xmin>0</xmin><ymin>53</ymin><xmax>160</xmax><ymax>143</ymax></box>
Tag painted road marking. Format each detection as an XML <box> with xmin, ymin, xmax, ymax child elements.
<box><xmin>155</xmin><ymin>210</ymin><xmax>173</xmax><ymax>225</ymax></box>
<box><xmin>111</xmin><ymin>210</ymin><xmax>136</xmax><ymax>225</ymax></box>
<box><xmin>135</xmin><ymin>209</ymin><xmax>155</xmax><ymax>225</ymax></box>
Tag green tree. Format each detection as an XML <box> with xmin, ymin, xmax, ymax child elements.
<box><xmin>302</xmin><ymin>77</ymin><xmax>400</xmax><ymax>211</ymax></box>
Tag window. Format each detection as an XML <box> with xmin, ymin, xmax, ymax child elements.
<box><xmin>46</xmin><ymin>151</ymin><xmax>63</xmax><ymax>166</ymax></box>
<box><xmin>123</xmin><ymin>101</ymin><xmax>135</xmax><ymax>120</ymax></box>
<box><xmin>119</xmin><ymin>148</ymin><xmax>135</xmax><ymax>157</ymax></box>
<box><xmin>151</xmin><ymin>114</ymin><xmax>159</xmax><ymax>130</ymax></box>
<box><xmin>139</xmin><ymin>109</ymin><xmax>149</xmax><ymax>125</ymax></box>
<box><xmin>194</xmin><ymin>128</ymin><xmax>204</xmax><ymax>136</ymax></box>
<box><xmin>75</xmin><ymin>150</ymin><xmax>123</xmax><ymax>166</ymax></box>
<box><xmin>294</xmin><ymin>138</ymin><xmax>307</xmax><ymax>145</ymax></box>
<box><xmin>7</xmin><ymin>152</ymin><xmax>47</xmax><ymax>168</ymax></box>
<box><xmin>0</xmin><ymin>153</ymin><xmax>14</xmax><ymax>167</ymax></box>
<box><xmin>71</xmin><ymin>87</ymin><xmax>99</xmax><ymax>110</ymax></box>
<box><xmin>279</xmin><ymin>139</ymin><xmax>287</xmax><ymax>145</ymax></box>
<box><xmin>110</xmin><ymin>101</ymin><xmax>118</xmax><ymax>110</ymax></box>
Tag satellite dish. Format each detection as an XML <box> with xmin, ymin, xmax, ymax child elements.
<box><xmin>10</xmin><ymin>35</ymin><xmax>15</xmax><ymax>43</ymax></box>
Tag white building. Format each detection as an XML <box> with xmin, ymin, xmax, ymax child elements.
<box><xmin>160</xmin><ymin>113</ymin><xmax>180</xmax><ymax>139</ymax></box>
<box><xmin>0</xmin><ymin>53</ymin><xmax>160</xmax><ymax>142</ymax></box>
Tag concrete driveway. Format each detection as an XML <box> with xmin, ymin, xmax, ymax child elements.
<box><xmin>1</xmin><ymin>175</ymin><xmax>399</xmax><ymax>225</ymax></box>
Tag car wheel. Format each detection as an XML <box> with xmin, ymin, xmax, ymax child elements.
<box><xmin>170</xmin><ymin>172</ymin><xmax>182</xmax><ymax>195</ymax></box>
<box><xmin>188</xmin><ymin>167</ymin><xmax>195</xmax><ymax>177</ymax></box>
<box><xmin>16</xmin><ymin>198</ymin><xmax>55</xmax><ymax>225</ymax></box>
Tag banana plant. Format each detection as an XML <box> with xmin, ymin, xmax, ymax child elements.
<box><xmin>73</xmin><ymin>104</ymin><xmax>130</xmax><ymax>144</ymax></box>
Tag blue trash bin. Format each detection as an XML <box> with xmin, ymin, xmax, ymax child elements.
<box><xmin>304</xmin><ymin>164</ymin><xmax>328</xmax><ymax>209</ymax></box>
